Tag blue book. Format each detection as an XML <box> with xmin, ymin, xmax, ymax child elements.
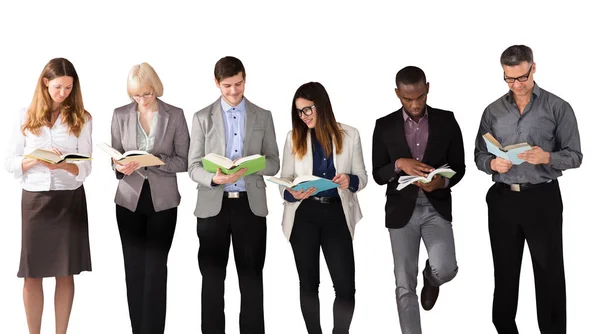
<box><xmin>483</xmin><ymin>132</ymin><xmax>531</xmax><ymax>165</ymax></box>
<box><xmin>267</xmin><ymin>175</ymin><xmax>339</xmax><ymax>194</ymax></box>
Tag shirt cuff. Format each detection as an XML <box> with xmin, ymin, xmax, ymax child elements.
<box><xmin>284</xmin><ymin>189</ymin><xmax>299</xmax><ymax>202</ymax></box>
<box><xmin>348</xmin><ymin>174</ymin><xmax>359</xmax><ymax>192</ymax></box>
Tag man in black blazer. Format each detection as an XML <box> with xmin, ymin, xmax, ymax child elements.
<box><xmin>372</xmin><ymin>66</ymin><xmax>465</xmax><ymax>334</ymax></box>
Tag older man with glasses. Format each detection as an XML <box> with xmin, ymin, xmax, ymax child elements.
<box><xmin>475</xmin><ymin>45</ymin><xmax>583</xmax><ymax>334</ymax></box>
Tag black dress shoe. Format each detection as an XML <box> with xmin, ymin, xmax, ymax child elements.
<box><xmin>420</xmin><ymin>260</ymin><xmax>439</xmax><ymax>311</ymax></box>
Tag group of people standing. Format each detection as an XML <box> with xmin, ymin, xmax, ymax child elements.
<box><xmin>5</xmin><ymin>44</ymin><xmax>582</xmax><ymax>334</ymax></box>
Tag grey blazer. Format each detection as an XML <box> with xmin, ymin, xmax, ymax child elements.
<box><xmin>188</xmin><ymin>98</ymin><xmax>280</xmax><ymax>218</ymax></box>
<box><xmin>111</xmin><ymin>99</ymin><xmax>190</xmax><ymax>212</ymax></box>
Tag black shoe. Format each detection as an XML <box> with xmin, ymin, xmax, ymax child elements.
<box><xmin>420</xmin><ymin>260</ymin><xmax>439</xmax><ymax>311</ymax></box>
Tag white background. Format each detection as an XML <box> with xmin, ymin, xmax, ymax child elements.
<box><xmin>1</xmin><ymin>1</ymin><xmax>597</xmax><ymax>333</ymax></box>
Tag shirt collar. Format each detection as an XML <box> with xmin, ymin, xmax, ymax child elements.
<box><xmin>220</xmin><ymin>97</ymin><xmax>246</xmax><ymax>113</ymax></box>
<box><xmin>505</xmin><ymin>81</ymin><xmax>541</xmax><ymax>102</ymax></box>
<box><xmin>402</xmin><ymin>106</ymin><xmax>428</xmax><ymax>122</ymax></box>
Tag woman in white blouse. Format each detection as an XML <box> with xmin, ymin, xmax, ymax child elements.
<box><xmin>110</xmin><ymin>62</ymin><xmax>190</xmax><ymax>334</ymax></box>
<box><xmin>4</xmin><ymin>58</ymin><xmax>92</xmax><ymax>334</ymax></box>
<box><xmin>279</xmin><ymin>82</ymin><xmax>367</xmax><ymax>334</ymax></box>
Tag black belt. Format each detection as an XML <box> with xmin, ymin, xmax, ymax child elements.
<box><xmin>497</xmin><ymin>180</ymin><xmax>553</xmax><ymax>192</ymax></box>
<box><xmin>308</xmin><ymin>196</ymin><xmax>341</xmax><ymax>204</ymax></box>
<box><xmin>223</xmin><ymin>191</ymin><xmax>247</xmax><ymax>199</ymax></box>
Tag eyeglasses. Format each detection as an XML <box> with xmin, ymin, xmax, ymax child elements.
<box><xmin>504</xmin><ymin>64</ymin><xmax>533</xmax><ymax>83</ymax></box>
<box><xmin>132</xmin><ymin>92</ymin><xmax>154</xmax><ymax>100</ymax></box>
<box><xmin>296</xmin><ymin>105</ymin><xmax>315</xmax><ymax>117</ymax></box>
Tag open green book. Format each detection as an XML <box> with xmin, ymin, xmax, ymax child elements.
<box><xmin>202</xmin><ymin>153</ymin><xmax>266</xmax><ymax>176</ymax></box>
<box><xmin>24</xmin><ymin>148</ymin><xmax>91</xmax><ymax>164</ymax></box>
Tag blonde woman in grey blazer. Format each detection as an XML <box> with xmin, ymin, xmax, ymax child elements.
<box><xmin>110</xmin><ymin>62</ymin><xmax>190</xmax><ymax>334</ymax></box>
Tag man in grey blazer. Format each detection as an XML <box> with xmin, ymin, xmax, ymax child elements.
<box><xmin>188</xmin><ymin>56</ymin><xmax>279</xmax><ymax>334</ymax></box>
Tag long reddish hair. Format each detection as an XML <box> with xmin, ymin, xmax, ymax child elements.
<box><xmin>291</xmin><ymin>82</ymin><xmax>344</xmax><ymax>159</ymax></box>
<box><xmin>22</xmin><ymin>58</ymin><xmax>90</xmax><ymax>136</ymax></box>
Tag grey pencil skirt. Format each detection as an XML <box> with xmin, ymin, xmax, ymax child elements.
<box><xmin>18</xmin><ymin>185</ymin><xmax>92</xmax><ymax>278</ymax></box>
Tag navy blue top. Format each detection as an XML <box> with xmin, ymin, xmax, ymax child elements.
<box><xmin>284</xmin><ymin>131</ymin><xmax>359</xmax><ymax>202</ymax></box>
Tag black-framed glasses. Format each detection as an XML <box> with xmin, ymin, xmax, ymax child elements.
<box><xmin>296</xmin><ymin>105</ymin><xmax>315</xmax><ymax>117</ymax></box>
<box><xmin>504</xmin><ymin>64</ymin><xmax>533</xmax><ymax>83</ymax></box>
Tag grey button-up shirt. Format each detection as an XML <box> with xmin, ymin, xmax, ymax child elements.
<box><xmin>475</xmin><ymin>83</ymin><xmax>583</xmax><ymax>184</ymax></box>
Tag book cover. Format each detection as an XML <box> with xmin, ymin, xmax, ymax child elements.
<box><xmin>482</xmin><ymin>133</ymin><xmax>531</xmax><ymax>165</ymax></box>
<box><xmin>268</xmin><ymin>175</ymin><xmax>339</xmax><ymax>193</ymax></box>
<box><xmin>96</xmin><ymin>143</ymin><xmax>164</xmax><ymax>167</ymax></box>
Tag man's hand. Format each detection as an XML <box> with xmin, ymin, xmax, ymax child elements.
<box><xmin>332</xmin><ymin>174</ymin><xmax>350</xmax><ymax>190</ymax></box>
<box><xmin>517</xmin><ymin>146</ymin><xmax>550</xmax><ymax>165</ymax></box>
<box><xmin>114</xmin><ymin>158</ymin><xmax>140</xmax><ymax>176</ymax></box>
<box><xmin>287</xmin><ymin>187</ymin><xmax>317</xmax><ymax>200</ymax></box>
<box><xmin>212</xmin><ymin>168</ymin><xmax>247</xmax><ymax>185</ymax></box>
<box><xmin>396</xmin><ymin>158</ymin><xmax>434</xmax><ymax>177</ymax></box>
<box><xmin>490</xmin><ymin>157</ymin><xmax>513</xmax><ymax>173</ymax></box>
<box><xmin>414</xmin><ymin>174</ymin><xmax>444</xmax><ymax>192</ymax></box>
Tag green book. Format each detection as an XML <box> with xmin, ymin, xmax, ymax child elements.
<box><xmin>202</xmin><ymin>153</ymin><xmax>266</xmax><ymax>176</ymax></box>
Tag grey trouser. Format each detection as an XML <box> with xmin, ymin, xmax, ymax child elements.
<box><xmin>389</xmin><ymin>192</ymin><xmax>458</xmax><ymax>334</ymax></box>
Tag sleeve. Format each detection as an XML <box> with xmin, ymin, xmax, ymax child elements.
<box><xmin>73</xmin><ymin>116</ymin><xmax>93</xmax><ymax>182</ymax></box>
<box><xmin>188</xmin><ymin>112</ymin><xmax>217</xmax><ymax>188</ymax></box>
<box><xmin>4</xmin><ymin>109</ymin><xmax>26</xmax><ymax>179</ymax></box>
<box><xmin>474</xmin><ymin>107</ymin><xmax>496</xmax><ymax>175</ymax></box>
<box><xmin>157</xmin><ymin>110</ymin><xmax>190</xmax><ymax>174</ymax></box>
<box><xmin>279</xmin><ymin>132</ymin><xmax>297</xmax><ymax>201</ymax></box>
<box><xmin>446</xmin><ymin>112</ymin><xmax>465</xmax><ymax>188</ymax></box>
<box><xmin>110</xmin><ymin>110</ymin><xmax>125</xmax><ymax>179</ymax></box>
<box><xmin>257</xmin><ymin>110</ymin><xmax>280</xmax><ymax>176</ymax></box>
<box><xmin>372</xmin><ymin>119</ymin><xmax>399</xmax><ymax>185</ymax></box>
<box><xmin>548</xmin><ymin>101</ymin><xmax>583</xmax><ymax>170</ymax></box>
<box><xmin>349</xmin><ymin>128</ymin><xmax>367</xmax><ymax>192</ymax></box>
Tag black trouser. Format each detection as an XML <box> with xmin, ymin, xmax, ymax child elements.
<box><xmin>290</xmin><ymin>199</ymin><xmax>355</xmax><ymax>334</ymax></box>
<box><xmin>196</xmin><ymin>195</ymin><xmax>267</xmax><ymax>334</ymax></box>
<box><xmin>116</xmin><ymin>180</ymin><xmax>177</xmax><ymax>334</ymax></box>
<box><xmin>487</xmin><ymin>180</ymin><xmax>565</xmax><ymax>334</ymax></box>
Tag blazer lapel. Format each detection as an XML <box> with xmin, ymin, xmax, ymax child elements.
<box><xmin>210</xmin><ymin>99</ymin><xmax>226</xmax><ymax>156</ymax></box>
<box><xmin>125</xmin><ymin>103</ymin><xmax>138</xmax><ymax>151</ymax></box>
<box><xmin>393</xmin><ymin>110</ymin><xmax>412</xmax><ymax>157</ymax></box>
<box><xmin>152</xmin><ymin>99</ymin><xmax>170</xmax><ymax>154</ymax></box>
<box><xmin>243</xmin><ymin>99</ymin><xmax>257</xmax><ymax>156</ymax></box>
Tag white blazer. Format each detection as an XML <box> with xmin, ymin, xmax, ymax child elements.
<box><xmin>279</xmin><ymin>123</ymin><xmax>367</xmax><ymax>240</ymax></box>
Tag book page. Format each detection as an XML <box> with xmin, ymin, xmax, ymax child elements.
<box><xmin>122</xmin><ymin>150</ymin><xmax>151</xmax><ymax>157</ymax></box>
<box><xmin>235</xmin><ymin>154</ymin><xmax>264</xmax><ymax>166</ymax></box>
<box><xmin>266</xmin><ymin>176</ymin><xmax>293</xmax><ymax>188</ymax></box>
<box><xmin>203</xmin><ymin>153</ymin><xmax>234</xmax><ymax>169</ymax></box>
<box><xmin>293</xmin><ymin>175</ymin><xmax>321</xmax><ymax>185</ymax></box>
<box><xmin>96</xmin><ymin>143</ymin><xmax>124</xmax><ymax>160</ymax></box>
<box><xmin>25</xmin><ymin>149</ymin><xmax>61</xmax><ymax>163</ymax></box>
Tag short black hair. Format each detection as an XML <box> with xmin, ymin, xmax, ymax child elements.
<box><xmin>500</xmin><ymin>45</ymin><xmax>534</xmax><ymax>66</ymax></box>
<box><xmin>214</xmin><ymin>56</ymin><xmax>246</xmax><ymax>82</ymax></box>
<box><xmin>395</xmin><ymin>66</ymin><xmax>427</xmax><ymax>88</ymax></box>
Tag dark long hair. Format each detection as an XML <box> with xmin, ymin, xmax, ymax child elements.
<box><xmin>291</xmin><ymin>82</ymin><xmax>344</xmax><ymax>159</ymax></box>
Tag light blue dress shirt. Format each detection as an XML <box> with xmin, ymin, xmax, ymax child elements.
<box><xmin>221</xmin><ymin>97</ymin><xmax>246</xmax><ymax>192</ymax></box>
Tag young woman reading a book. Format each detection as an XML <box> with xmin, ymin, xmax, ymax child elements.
<box><xmin>110</xmin><ymin>62</ymin><xmax>190</xmax><ymax>333</ymax></box>
<box><xmin>4</xmin><ymin>58</ymin><xmax>93</xmax><ymax>334</ymax></box>
<box><xmin>278</xmin><ymin>82</ymin><xmax>368</xmax><ymax>334</ymax></box>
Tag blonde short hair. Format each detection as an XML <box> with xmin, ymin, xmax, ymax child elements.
<box><xmin>127</xmin><ymin>62</ymin><xmax>164</xmax><ymax>99</ymax></box>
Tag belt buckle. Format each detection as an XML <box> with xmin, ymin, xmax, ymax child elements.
<box><xmin>510</xmin><ymin>184</ymin><xmax>520</xmax><ymax>192</ymax></box>
<box><xmin>227</xmin><ymin>192</ymin><xmax>240</xmax><ymax>198</ymax></box>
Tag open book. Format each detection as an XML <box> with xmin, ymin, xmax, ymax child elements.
<box><xmin>24</xmin><ymin>148</ymin><xmax>90</xmax><ymax>164</ymax></box>
<box><xmin>202</xmin><ymin>153</ymin><xmax>266</xmax><ymax>176</ymax></box>
<box><xmin>482</xmin><ymin>132</ymin><xmax>531</xmax><ymax>165</ymax></box>
<box><xmin>267</xmin><ymin>175</ymin><xmax>339</xmax><ymax>193</ymax></box>
<box><xmin>96</xmin><ymin>143</ymin><xmax>164</xmax><ymax>167</ymax></box>
<box><xmin>396</xmin><ymin>164</ymin><xmax>456</xmax><ymax>191</ymax></box>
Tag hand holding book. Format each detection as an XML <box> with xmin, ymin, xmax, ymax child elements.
<box><xmin>396</xmin><ymin>164</ymin><xmax>456</xmax><ymax>191</ymax></box>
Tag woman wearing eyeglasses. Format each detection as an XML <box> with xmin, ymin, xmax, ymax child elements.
<box><xmin>278</xmin><ymin>82</ymin><xmax>367</xmax><ymax>334</ymax></box>
<box><xmin>5</xmin><ymin>58</ymin><xmax>92</xmax><ymax>334</ymax></box>
<box><xmin>111</xmin><ymin>62</ymin><xmax>190</xmax><ymax>334</ymax></box>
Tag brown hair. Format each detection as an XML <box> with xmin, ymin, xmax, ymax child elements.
<box><xmin>291</xmin><ymin>82</ymin><xmax>344</xmax><ymax>159</ymax></box>
<box><xmin>214</xmin><ymin>56</ymin><xmax>246</xmax><ymax>83</ymax></box>
<box><xmin>22</xmin><ymin>58</ymin><xmax>90</xmax><ymax>137</ymax></box>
